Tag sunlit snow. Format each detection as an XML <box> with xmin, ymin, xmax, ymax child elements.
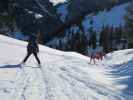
<box><xmin>0</xmin><ymin>35</ymin><xmax>133</xmax><ymax>100</ymax></box>
<box><xmin>49</xmin><ymin>0</ymin><xmax>66</xmax><ymax>6</ymax></box>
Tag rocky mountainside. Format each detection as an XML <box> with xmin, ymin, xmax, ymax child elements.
<box><xmin>0</xmin><ymin>0</ymin><xmax>130</xmax><ymax>36</ymax></box>
<box><xmin>0</xmin><ymin>0</ymin><xmax>132</xmax><ymax>53</ymax></box>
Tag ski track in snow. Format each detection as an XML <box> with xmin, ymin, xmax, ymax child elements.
<box><xmin>6</xmin><ymin>62</ymin><xmax>125</xmax><ymax>100</ymax></box>
<box><xmin>0</xmin><ymin>57</ymin><xmax>131</xmax><ymax>100</ymax></box>
<box><xmin>0</xmin><ymin>59</ymin><xmax>131</xmax><ymax>100</ymax></box>
<box><xmin>0</xmin><ymin>35</ymin><xmax>133</xmax><ymax>100</ymax></box>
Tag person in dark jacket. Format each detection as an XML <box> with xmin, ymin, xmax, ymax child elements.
<box><xmin>22</xmin><ymin>34</ymin><xmax>41</xmax><ymax>65</ymax></box>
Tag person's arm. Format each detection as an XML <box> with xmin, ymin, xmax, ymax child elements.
<box><xmin>36</xmin><ymin>43</ymin><xmax>39</xmax><ymax>53</ymax></box>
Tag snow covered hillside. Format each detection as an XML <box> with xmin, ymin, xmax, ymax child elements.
<box><xmin>57</xmin><ymin>3</ymin><xmax>128</xmax><ymax>31</ymax></box>
<box><xmin>0</xmin><ymin>35</ymin><xmax>133</xmax><ymax>100</ymax></box>
<box><xmin>50</xmin><ymin>0</ymin><xmax>67</xmax><ymax>6</ymax></box>
<box><xmin>82</xmin><ymin>3</ymin><xmax>129</xmax><ymax>32</ymax></box>
<box><xmin>47</xmin><ymin>3</ymin><xmax>129</xmax><ymax>48</ymax></box>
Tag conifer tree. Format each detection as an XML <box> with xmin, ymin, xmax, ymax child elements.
<box><xmin>37</xmin><ymin>30</ymin><xmax>44</xmax><ymax>44</ymax></box>
<box><xmin>77</xmin><ymin>31</ymin><xmax>88</xmax><ymax>54</ymax></box>
<box><xmin>108</xmin><ymin>26</ymin><xmax>114</xmax><ymax>51</ymax></box>
<box><xmin>89</xmin><ymin>30</ymin><xmax>97</xmax><ymax>49</ymax></box>
<box><xmin>125</xmin><ymin>1</ymin><xmax>133</xmax><ymax>43</ymax></box>
<box><xmin>100</xmin><ymin>25</ymin><xmax>109</xmax><ymax>53</ymax></box>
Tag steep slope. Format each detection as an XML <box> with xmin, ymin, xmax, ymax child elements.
<box><xmin>47</xmin><ymin>3</ymin><xmax>129</xmax><ymax>49</ymax></box>
<box><xmin>82</xmin><ymin>3</ymin><xmax>128</xmax><ymax>32</ymax></box>
<box><xmin>0</xmin><ymin>35</ymin><xmax>133</xmax><ymax>100</ymax></box>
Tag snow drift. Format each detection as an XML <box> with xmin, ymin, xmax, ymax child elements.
<box><xmin>0</xmin><ymin>35</ymin><xmax>133</xmax><ymax>100</ymax></box>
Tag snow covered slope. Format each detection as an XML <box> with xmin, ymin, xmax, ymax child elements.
<box><xmin>50</xmin><ymin>0</ymin><xmax>67</xmax><ymax>6</ymax></box>
<box><xmin>47</xmin><ymin>3</ymin><xmax>129</xmax><ymax>48</ymax></box>
<box><xmin>0</xmin><ymin>35</ymin><xmax>133</xmax><ymax>100</ymax></box>
<box><xmin>82</xmin><ymin>3</ymin><xmax>129</xmax><ymax>32</ymax></box>
<box><xmin>57</xmin><ymin>4</ymin><xmax>68</xmax><ymax>22</ymax></box>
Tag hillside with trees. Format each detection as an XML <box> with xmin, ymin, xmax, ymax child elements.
<box><xmin>0</xmin><ymin>0</ymin><xmax>132</xmax><ymax>55</ymax></box>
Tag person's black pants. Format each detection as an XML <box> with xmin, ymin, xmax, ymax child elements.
<box><xmin>23</xmin><ymin>52</ymin><xmax>41</xmax><ymax>64</ymax></box>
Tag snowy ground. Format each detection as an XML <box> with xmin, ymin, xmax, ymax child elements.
<box><xmin>0</xmin><ymin>35</ymin><xmax>133</xmax><ymax>100</ymax></box>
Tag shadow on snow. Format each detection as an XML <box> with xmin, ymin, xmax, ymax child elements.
<box><xmin>0</xmin><ymin>64</ymin><xmax>21</xmax><ymax>68</ymax></box>
<box><xmin>110</xmin><ymin>58</ymin><xmax>133</xmax><ymax>96</ymax></box>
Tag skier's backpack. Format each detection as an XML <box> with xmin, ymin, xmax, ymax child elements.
<box><xmin>27</xmin><ymin>40</ymin><xmax>39</xmax><ymax>53</ymax></box>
